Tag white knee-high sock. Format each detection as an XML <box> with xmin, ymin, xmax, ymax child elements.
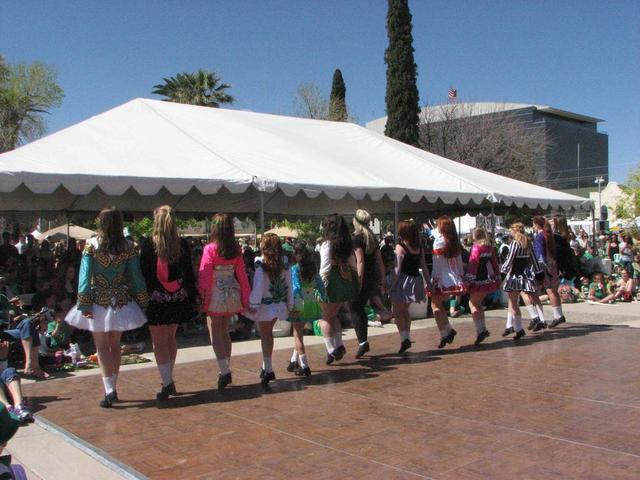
<box><xmin>102</xmin><ymin>376</ymin><xmax>114</xmax><ymax>395</ymax></box>
<box><xmin>526</xmin><ymin>305</ymin><xmax>538</xmax><ymax>319</ymax></box>
<box><xmin>472</xmin><ymin>318</ymin><xmax>484</xmax><ymax>334</ymax></box>
<box><xmin>506</xmin><ymin>311</ymin><xmax>513</xmax><ymax>329</ymax></box>
<box><xmin>158</xmin><ymin>363</ymin><xmax>172</xmax><ymax>387</ymax></box>
<box><xmin>290</xmin><ymin>349</ymin><xmax>299</xmax><ymax>363</ymax></box>
<box><xmin>552</xmin><ymin>306</ymin><xmax>563</xmax><ymax>319</ymax></box>
<box><xmin>298</xmin><ymin>354</ymin><xmax>309</xmax><ymax>369</ymax></box>
<box><xmin>262</xmin><ymin>356</ymin><xmax>273</xmax><ymax>373</ymax></box>
<box><xmin>323</xmin><ymin>337</ymin><xmax>335</xmax><ymax>354</ymax></box>
<box><xmin>400</xmin><ymin>330</ymin><xmax>410</xmax><ymax>341</ymax></box>
<box><xmin>333</xmin><ymin>331</ymin><xmax>343</xmax><ymax>348</ymax></box>
<box><xmin>535</xmin><ymin>304</ymin><xmax>546</xmax><ymax>323</ymax></box>
<box><xmin>217</xmin><ymin>358</ymin><xmax>230</xmax><ymax>375</ymax></box>
<box><xmin>513</xmin><ymin>316</ymin><xmax>523</xmax><ymax>331</ymax></box>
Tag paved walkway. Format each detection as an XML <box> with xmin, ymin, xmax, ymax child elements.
<box><xmin>11</xmin><ymin>302</ymin><xmax>640</xmax><ymax>479</ymax></box>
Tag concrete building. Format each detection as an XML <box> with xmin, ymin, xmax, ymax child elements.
<box><xmin>366</xmin><ymin>102</ymin><xmax>608</xmax><ymax>192</ymax></box>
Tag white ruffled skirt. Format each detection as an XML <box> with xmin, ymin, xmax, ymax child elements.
<box><xmin>65</xmin><ymin>301</ymin><xmax>147</xmax><ymax>332</ymax></box>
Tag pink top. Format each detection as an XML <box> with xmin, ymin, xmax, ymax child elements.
<box><xmin>198</xmin><ymin>242</ymin><xmax>251</xmax><ymax>312</ymax></box>
<box><xmin>157</xmin><ymin>257</ymin><xmax>181</xmax><ymax>293</ymax></box>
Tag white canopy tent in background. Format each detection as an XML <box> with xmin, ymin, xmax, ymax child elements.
<box><xmin>0</xmin><ymin>98</ymin><xmax>591</xmax><ymax>226</ymax></box>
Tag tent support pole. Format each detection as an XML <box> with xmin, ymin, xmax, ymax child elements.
<box><xmin>394</xmin><ymin>201</ymin><xmax>399</xmax><ymax>241</ymax></box>
<box><xmin>490</xmin><ymin>203</ymin><xmax>495</xmax><ymax>240</ymax></box>
<box><xmin>591</xmin><ymin>206</ymin><xmax>596</xmax><ymax>248</ymax></box>
<box><xmin>259</xmin><ymin>191</ymin><xmax>265</xmax><ymax>234</ymax></box>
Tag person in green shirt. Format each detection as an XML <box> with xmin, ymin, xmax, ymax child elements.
<box><xmin>46</xmin><ymin>309</ymin><xmax>70</xmax><ymax>350</ymax></box>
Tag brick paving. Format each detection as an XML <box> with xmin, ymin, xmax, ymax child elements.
<box><xmin>23</xmin><ymin>318</ymin><xmax>640</xmax><ymax>479</ymax></box>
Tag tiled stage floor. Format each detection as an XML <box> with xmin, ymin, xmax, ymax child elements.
<box><xmin>24</xmin><ymin>318</ymin><xmax>640</xmax><ymax>479</ymax></box>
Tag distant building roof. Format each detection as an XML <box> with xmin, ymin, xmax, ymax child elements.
<box><xmin>365</xmin><ymin>102</ymin><xmax>604</xmax><ymax>134</ymax></box>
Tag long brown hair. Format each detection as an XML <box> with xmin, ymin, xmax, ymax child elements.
<box><xmin>437</xmin><ymin>215</ymin><xmax>461</xmax><ymax>258</ymax></box>
<box><xmin>397</xmin><ymin>220</ymin><xmax>420</xmax><ymax>250</ymax></box>
<box><xmin>510</xmin><ymin>222</ymin><xmax>529</xmax><ymax>249</ymax></box>
<box><xmin>260</xmin><ymin>233</ymin><xmax>284</xmax><ymax>279</ymax></box>
<box><xmin>152</xmin><ymin>205</ymin><xmax>181</xmax><ymax>264</ymax></box>
<box><xmin>552</xmin><ymin>214</ymin><xmax>570</xmax><ymax>240</ymax></box>
<box><xmin>533</xmin><ymin>215</ymin><xmax>556</xmax><ymax>259</ymax></box>
<box><xmin>97</xmin><ymin>206</ymin><xmax>126</xmax><ymax>255</ymax></box>
<box><xmin>321</xmin><ymin>213</ymin><xmax>352</xmax><ymax>262</ymax></box>
<box><xmin>210</xmin><ymin>213</ymin><xmax>238</xmax><ymax>260</ymax></box>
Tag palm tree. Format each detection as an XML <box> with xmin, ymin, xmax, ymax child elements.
<box><xmin>0</xmin><ymin>60</ymin><xmax>64</xmax><ymax>153</ymax></box>
<box><xmin>152</xmin><ymin>69</ymin><xmax>234</xmax><ymax>107</ymax></box>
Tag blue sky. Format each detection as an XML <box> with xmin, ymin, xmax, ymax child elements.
<box><xmin>2</xmin><ymin>0</ymin><xmax>638</xmax><ymax>182</ymax></box>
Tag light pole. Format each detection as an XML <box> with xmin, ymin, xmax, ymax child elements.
<box><xmin>595</xmin><ymin>176</ymin><xmax>605</xmax><ymax>220</ymax></box>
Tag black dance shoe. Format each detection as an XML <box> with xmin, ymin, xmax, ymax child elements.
<box><xmin>217</xmin><ymin>372</ymin><xmax>232</xmax><ymax>390</ymax></box>
<box><xmin>501</xmin><ymin>327</ymin><xmax>514</xmax><ymax>337</ymax></box>
<box><xmin>355</xmin><ymin>342</ymin><xmax>370</xmax><ymax>359</ymax></box>
<box><xmin>474</xmin><ymin>330</ymin><xmax>490</xmax><ymax>346</ymax></box>
<box><xmin>533</xmin><ymin>320</ymin><xmax>547</xmax><ymax>332</ymax></box>
<box><xmin>260</xmin><ymin>370</ymin><xmax>276</xmax><ymax>385</ymax></box>
<box><xmin>286</xmin><ymin>361</ymin><xmax>298</xmax><ymax>372</ymax></box>
<box><xmin>325</xmin><ymin>353</ymin><xmax>336</xmax><ymax>365</ymax></box>
<box><xmin>447</xmin><ymin>329</ymin><xmax>457</xmax><ymax>345</ymax></box>
<box><xmin>549</xmin><ymin>316</ymin><xmax>566</xmax><ymax>328</ymax></box>
<box><xmin>437</xmin><ymin>336</ymin><xmax>448</xmax><ymax>349</ymax></box>
<box><xmin>398</xmin><ymin>338</ymin><xmax>412</xmax><ymax>354</ymax></box>
<box><xmin>100</xmin><ymin>392</ymin><xmax>117</xmax><ymax>409</ymax></box>
<box><xmin>156</xmin><ymin>382</ymin><xmax>177</xmax><ymax>401</ymax></box>
<box><xmin>294</xmin><ymin>366</ymin><xmax>311</xmax><ymax>377</ymax></box>
<box><xmin>112</xmin><ymin>390</ymin><xmax>118</xmax><ymax>401</ymax></box>
<box><xmin>527</xmin><ymin>317</ymin><xmax>540</xmax><ymax>331</ymax></box>
<box><xmin>513</xmin><ymin>329</ymin><xmax>526</xmax><ymax>341</ymax></box>
<box><xmin>333</xmin><ymin>345</ymin><xmax>346</xmax><ymax>361</ymax></box>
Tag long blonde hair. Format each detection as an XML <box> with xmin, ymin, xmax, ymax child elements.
<box><xmin>152</xmin><ymin>205</ymin><xmax>181</xmax><ymax>264</ymax></box>
<box><xmin>510</xmin><ymin>222</ymin><xmax>529</xmax><ymax>249</ymax></box>
<box><xmin>472</xmin><ymin>226</ymin><xmax>491</xmax><ymax>247</ymax></box>
<box><xmin>352</xmin><ymin>209</ymin><xmax>376</xmax><ymax>254</ymax></box>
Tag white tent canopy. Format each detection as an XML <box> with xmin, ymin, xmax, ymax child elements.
<box><xmin>0</xmin><ymin>98</ymin><xmax>591</xmax><ymax>215</ymax></box>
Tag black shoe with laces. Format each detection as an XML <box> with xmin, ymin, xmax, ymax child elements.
<box><xmin>549</xmin><ymin>316</ymin><xmax>566</xmax><ymax>328</ymax></box>
<box><xmin>156</xmin><ymin>382</ymin><xmax>177</xmax><ymax>401</ymax></box>
<box><xmin>217</xmin><ymin>372</ymin><xmax>232</xmax><ymax>390</ymax></box>
<box><xmin>514</xmin><ymin>329</ymin><xmax>526</xmax><ymax>341</ymax></box>
<box><xmin>286</xmin><ymin>361</ymin><xmax>298</xmax><ymax>372</ymax></box>
<box><xmin>260</xmin><ymin>370</ymin><xmax>276</xmax><ymax>385</ymax></box>
<box><xmin>294</xmin><ymin>366</ymin><xmax>311</xmax><ymax>377</ymax></box>
<box><xmin>398</xmin><ymin>338</ymin><xmax>412</xmax><ymax>354</ymax></box>
<box><xmin>326</xmin><ymin>353</ymin><xmax>336</xmax><ymax>365</ymax></box>
<box><xmin>527</xmin><ymin>317</ymin><xmax>540</xmax><ymax>331</ymax></box>
<box><xmin>502</xmin><ymin>327</ymin><xmax>515</xmax><ymax>337</ymax></box>
<box><xmin>447</xmin><ymin>329</ymin><xmax>457</xmax><ymax>345</ymax></box>
<box><xmin>355</xmin><ymin>342</ymin><xmax>370</xmax><ymax>359</ymax></box>
<box><xmin>474</xmin><ymin>330</ymin><xmax>490</xmax><ymax>346</ymax></box>
<box><xmin>100</xmin><ymin>391</ymin><xmax>117</xmax><ymax>409</ymax></box>
<box><xmin>333</xmin><ymin>345</ymin><xmax>346</xmax><ymax>361</ymax></box>
<box><xmin>533</xmin><ymin>320</ymin><xmax>547</xmax><ymax>332</ymax></box>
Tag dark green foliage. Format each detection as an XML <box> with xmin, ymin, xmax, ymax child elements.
<box><xmin>329</xmin><ymin>69</ymin><xmax>347</xmax><ymax>122</ymax></box>
<box><xmin>384</xmin><ymin>0</ymin><xmax>420</xmax><ymax>146</ymax></box>
<box><xmin>152</xmin><ymin>69</ymin><xmax>234</xmax><ymax>107</ymax></box>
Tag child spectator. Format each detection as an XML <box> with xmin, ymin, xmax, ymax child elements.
<box><xmin>614</xmin><ymin>269</ymin><xmax>636</xmax><ymax>302</ymax></box>
<box><xmin>0</xmin><ymin>341</ymin><xmax>32</xmax><ymax>422</ymax></box>
<box><xmin>588</xmin><ymin>272</ymin><xmax>616</xmax><ymax>304</ymax></box>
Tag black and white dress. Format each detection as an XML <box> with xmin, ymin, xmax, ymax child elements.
<box><xmin>500</xmin><ymin>240</ymin><xmax>541</xmax><ymax>293</ymax></box>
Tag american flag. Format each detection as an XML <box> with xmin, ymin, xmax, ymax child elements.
<box><xmin>448</xmin><ymin>87</ymin><xmax>457</xmax><ymax>100</ymax></box>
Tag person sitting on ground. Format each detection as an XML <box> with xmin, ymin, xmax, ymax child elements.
<box><xmin>578</xmin><ymin>276</ymin><xmax>591</xmax><ymax>300</ymax></box>
<box><xmin>588</xmin><ymin>272</ymin><xmax>616</xmax><ymax>304</ymax></box>
<box><xmin>0</xmin><ymin>341</ymin><xmax>32</xmax><ymax>422</ymax></box>
<box><xmin>3</xmin><ymin>291</ymin><xmax>53</xmax><ymax>379</ymax></box>
<box><xmin>614</xmin><ymin>269</ymin><xmax>636</xmax><ymax>302</ymax></box>
<box><xmin>557</xmin><ymin>279</ymin><xmax>579</xmax><ymax>304</ymax></box>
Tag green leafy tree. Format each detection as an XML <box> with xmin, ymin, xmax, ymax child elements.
<box><xmin>615</xmin><ymin>164</ymin><xmax>640</xmax><ymax>220</ymax></box>
<box><xmin>329</xmin><ymin>69</ymin><xmax>347</xmax><ymax>121</ymax></box>
<box><xmin>0</xmin><ymin>57</ymin><xmax>64</xmax><ymax>152</ymax></box>
<box><xmin>152</xmin><ymin>69</ymin><xmax>234</xmax><ymax>107</ymax></box>
<box><xmin>384</xmin><ymin>0</ymin><xmax>420</xmax><ymax>146</ymax></box>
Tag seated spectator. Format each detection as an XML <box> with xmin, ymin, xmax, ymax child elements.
<box><xmin>0</xmin><ymin>341</ymin><xmax>32</xmax><ymax>423</ymax></box>
<box><xmin>632</xmin><ymin>253</ymin><xmax>640</xmax><ymax>282</ymax></box>
<box><xmin>558</xmin><ymin>279</ymin><xmax>579</xmax><ymax>303</ymax></box>
<box><xmin>614</xmin><ymin>269</ymin><xmax>636</xmax><ymax>302</ymax></box>
<box><xmin>578</xmin><ymin>276</ymin><xmax>591</xmax><ymax>300</ymax></box>
<box><xmin>588</xmin><ymin>272</ymin><xmax>616</xmax><ymax>304</ymax></box>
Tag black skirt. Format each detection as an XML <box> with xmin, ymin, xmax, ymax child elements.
<box><xmin>146</xmin><ymin>289</ymin><xmax>195</xmax><ymax>325</ymax></box>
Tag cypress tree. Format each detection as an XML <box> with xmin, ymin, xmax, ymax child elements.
<box><xmin>329</xmin><ymin>69</ymin><xmax>347</xmax><ymax>121</ymax></box>
<box><xmin>384</xmin><ymin>0</ymin><xmax>420</xmax><ymax>146</ymax></box>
